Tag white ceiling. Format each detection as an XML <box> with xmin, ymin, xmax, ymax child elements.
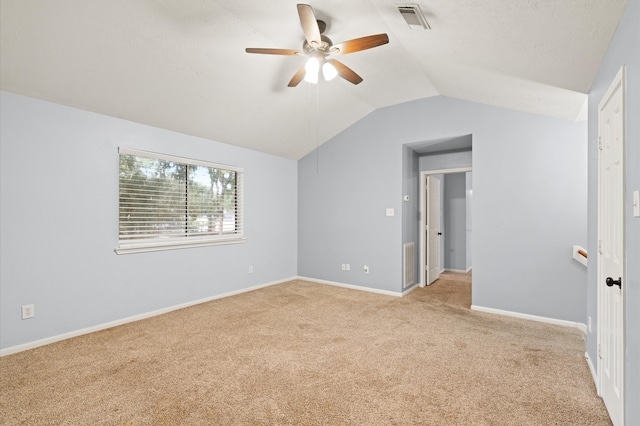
<box><xmin>0</xmin><ymin>0</ymin><xmax>627</xmax><ymax>159</ymax></box>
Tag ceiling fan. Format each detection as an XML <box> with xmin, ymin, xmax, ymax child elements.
<box><xmin>245</xmin><ymin>4</ymin><xmax>389</xmax><ymax>87</ymax></box>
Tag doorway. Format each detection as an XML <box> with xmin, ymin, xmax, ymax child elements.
<box><xmin>420</xmin><ymin>167</ymin><xmax>472</xmax><ymax>287</ymax></box>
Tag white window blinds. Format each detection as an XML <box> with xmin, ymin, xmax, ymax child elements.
<box><xmin>117</xmin><ymin>148</ymin><xmax>244</xmax><ymax>254</ymax></box>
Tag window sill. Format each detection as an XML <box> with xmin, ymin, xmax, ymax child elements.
<box><xmin>115</xmin><ymin>237</ymin><xmax>245</xmax><ymax>255</ymax></box>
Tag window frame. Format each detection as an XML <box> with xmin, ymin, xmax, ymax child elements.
<box><xmin>116</xmin><ymin>147</ymin><xmax>245</xmax><ymax>255</ymax></box>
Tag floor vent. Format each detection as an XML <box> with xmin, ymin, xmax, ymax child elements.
<box><xmin>403</xmin><ymin>242</ymin><xmax>415</xmax><ymax>288</ymax></box>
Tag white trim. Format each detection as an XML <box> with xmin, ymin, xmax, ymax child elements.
<box><xmin>297</xmin><ymin>276</ymin><xmax>403</xmax><ymax>297</ymax></box>
<box><xmin>115</xmin><ymin>237</ymin><xmax>245</xmax><ymax>255</ymax></box>
<box><xmin>444</xmin><ymin>268</ymin><xmax>471</xmax><ymax>274</ymax></box>
<box><xmin>402</xmin><ymin>284</ymin><xmax>419</xmax><ymax>296</ymax></box>
<box><xmin>585</xmin><ymin>352</ymin><xmax>598</xmax><ymax>392</ymax></box>
<box><xmin>470</xmin><ymin>305</ymin><xmax>588</xmax><ymax>335</ymax></box>
<box><xmin>419</xmin><ymin>167</ymin><xmax>472</xmax><ymax>287</ymax></box>
<box><xmin>0</xmin><ymin>277</ymin><xmax>296</xmax><ymax>357</ymax></box>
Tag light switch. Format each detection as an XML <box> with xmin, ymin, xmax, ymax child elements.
<box><xmin>386</xmin><ymin>208</ymin><xmax>395</xmax><ymax>217</ymax></box>
<box><xmin>633</xmin><ymin>190</ymin><xmax>640</xmax><ymax>217</ymax></box>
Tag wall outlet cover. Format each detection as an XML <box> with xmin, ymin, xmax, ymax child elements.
<box><xmin>21</xmin><ymin>304</ymin><xmax>35</xmax><ymax>320</ymax></box>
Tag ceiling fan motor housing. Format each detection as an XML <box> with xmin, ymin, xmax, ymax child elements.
<box><xmin>303</xmin><ymin>34</ymin><xmax>333</xmax><ymax>54</ymax></box>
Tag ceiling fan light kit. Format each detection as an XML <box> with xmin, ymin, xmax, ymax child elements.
<box><xmin>304</xmin><ymin>57</ymin><xmax>320</xmax><ymax>83</ymax></box>
<box><xmin>245</xmin><ymin>4</ymin><xmax>389</xmax><ymax>87</ymax></box>
<box><xmin>322</xmin><ymin>61</ymin><xmax>338</xmax><ymax>81</ymax></box>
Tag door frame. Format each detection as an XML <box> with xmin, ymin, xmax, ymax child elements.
<box><xmin>426</xmin><ymin>175</ymin><xmax>442</xmax><ymax>286</ymax></box>
<box><xmin>597</xmin><ymin>64</ymin><xmax>626</xmax><ymax>425</ymax></box>
<box><xmin>419</xmin><ymin>167</ymin><xmax>472</xmax><ymax>287</ymax></box>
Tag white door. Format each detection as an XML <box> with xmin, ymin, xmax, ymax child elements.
<box><xmin>598</xmin><ymin>65</ymin><xmax>625</xmax><ymax>426</ymax></box>
<box><xmin>426</xmin><ymin>176</ymin><xmax>441</xmax><ymax>285</ymax></box>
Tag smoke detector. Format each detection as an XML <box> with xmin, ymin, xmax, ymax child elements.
<box><xmin>397</xmin><ymin>4</ymin><xmax>431</xmax><ymax>30</ymax></box>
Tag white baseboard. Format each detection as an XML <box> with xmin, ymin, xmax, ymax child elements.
<box><xmin>470</xmin><ymin>305</ymin><xmax>588</xmax><ymax>335</ymax></box>
<box><xmin>402</xmin><ymin>284</ymin><xmax>419</xmax><ymax>296</ymax></box>
<box><xmin>444</xmin><ymin>268</ymin><xmax>470</xmax><ymax>274</ymax></box>
<box><xmin>297</xmin><ymin>276</ymin><xmax>403</xmax><ymax>297</ymax></box>
<box><xmin>0</xmin><ymin>277</ymin><xmax>296</xmax><ymax>357</ymax></box>
<box><xmin>585</xmin><ymin>351</ymin><xmax>598</xmax><ymax>392</ymax></box>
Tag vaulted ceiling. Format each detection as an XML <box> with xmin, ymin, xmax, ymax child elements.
<box><xmin>0</xmin><ymin>0</ymin><xmax>628</xmax><ymax>159</ymax></box>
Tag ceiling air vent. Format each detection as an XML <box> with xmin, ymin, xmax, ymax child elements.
<box><xmin>396</xmin><ymin>4</ymin><xmax>431</xmax><ymax>30</ymax></box>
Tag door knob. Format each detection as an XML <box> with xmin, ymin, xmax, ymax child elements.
<box><xmin>606</xmin><ymin>277</ymin><xmax>622</xmax><ymax>289</ymax></box>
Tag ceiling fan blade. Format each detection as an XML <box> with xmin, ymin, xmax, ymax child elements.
<box><xmin>330</xmin><ymin>33</ymin><xmax>389</xmax><ymax>55</ymax></box>
<box><xmin>288</xmin><ymin>64</ymin><xmax>307</xmax><ymax>87</ymax></box>
<box><xmin>297</xmin><ymin>4</ymin><xmax>321</xmax><ymax>48</ymax></box>
<box><xmin>327</xmin><ymin>59</ymin><xmax>363</xmax><ymax>85</ymax></box>
<box><xmin>245</xmin><ymin>48</ymin><xmax>302</xmax><ymax>56</ymax></box>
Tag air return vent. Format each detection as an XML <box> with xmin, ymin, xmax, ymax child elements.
<box><xmin>397</xmin><ymin>4</ymin><xmax>431</xmax><ymax>30</ymax></box>
<box><xmin>403</xmin><ymin>242</ymin><xmax>416</xmax><ymax>288</ymax></box>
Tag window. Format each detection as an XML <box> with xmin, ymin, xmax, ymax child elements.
<box><xmin>116</xmin><ymin>148</ymin><xmax>244</xmax><ymax>254</ymax></box>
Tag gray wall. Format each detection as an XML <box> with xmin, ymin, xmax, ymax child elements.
<box><xmin>444</xmin><ymin>173</ymin><xmax>467</xmax><ymax>271</ymax></box>
<box><xmin>419</xmin><ymin>150</ymin><xmax>472</xmax><ymax>171</ymax></box>
<box><xmin>298</xmin><ymin>95</ymin><xmax>587</xmax><ymax>324</ymax></box>
<box><xmin>0</xmin><ymin>92</ymin><xmax>298</xmax><ymax>351</ymax></box>
<box><xmin>587</xmin><ymin>0</ymin><xmax>640</xmax><ymax>422</ymax></box>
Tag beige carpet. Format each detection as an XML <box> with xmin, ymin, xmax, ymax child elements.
<box><xmin>0</xmin><ymin>273</ymin><xmax>611</xmax><ymax>425</ymax></box>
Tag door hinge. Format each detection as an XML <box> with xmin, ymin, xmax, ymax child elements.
<box><xmin>598</xmin><ymin>135</ymin><xmax>603</xmax><ymax>150</ymax></box>
<box><xmin>598</xmin><ymin>344</ymin><xmax>602</xmax><ymax>359</ymax></box>
<box><xmin>598</xmin><ymin>240</ymin><xmax>603</xmax><ymax>255</ymax></box>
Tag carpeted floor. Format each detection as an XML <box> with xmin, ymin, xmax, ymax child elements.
<box><xmin>0</xmin><ymin>273</ymin><xmax>611</xmax><ymax>425</ymax></box>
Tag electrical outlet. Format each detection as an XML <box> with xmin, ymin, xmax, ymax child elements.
<box><xmin>341</xmin><ymin>264</ymin><xmax>346</xmax><ymax>271</ymax></box>
<box><xmin>346</xmin><ymin>264</ymin><xmax>350</xmax><ymax>271</ymax></box>
<box><xmin>364</xmin><ymin>265</ymin><xmax>369</xmax><ymax>274</ymax></box>
<box><xmin>21</xmin><ymin>304</ymin><xmax>34</xmax><ymax>320</ymax></box>
<box><xmin>248</xmin><ymin>265</ymin><xmax>254</xmax><ymax>274</ymax></box>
